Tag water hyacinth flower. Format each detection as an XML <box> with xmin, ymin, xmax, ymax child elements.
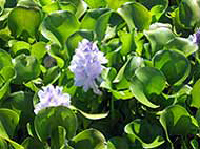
<box><xmin>69</xmin><ymin>39</ymin><xmax>107</xmax><ymax>94</ymax></box>
<box><xmin>190</xmin><ymin>28</ymin><xmax>200</xmax><ymax>45</ymax></box>
<box><xmin>34</xmin><ymin>84</ymin><xmax>71</xmax><ymax>114</ymax></box>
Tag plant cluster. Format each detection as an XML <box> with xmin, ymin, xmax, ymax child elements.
<box><xmin>0</xmin><ymin>0</ymin><xmax>200</xmax><ymax>148</ymax></box>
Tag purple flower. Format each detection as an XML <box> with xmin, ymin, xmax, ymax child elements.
<box><xmin>34</xmin><ymin>84</ymin><xmax>71</xmax><ymax>114</ymax></box>
<box><xmin>192</xmin><ymin>29</ymin><xmax>200</xmax><ymax>45</ymax></box>
<box><xmin>69</xmin><ymin>39</ymin><xmax>107</xmax><ymax>94</ymax></box>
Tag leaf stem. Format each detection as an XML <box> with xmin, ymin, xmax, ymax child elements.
<box><xmin>111</xmin><ymin>96</ymin><xmax>115</xmax><ymax>120</ymax></box>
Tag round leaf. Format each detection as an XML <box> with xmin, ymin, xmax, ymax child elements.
<box><xmin>143</xmin><ymin>23</ymin><xmax>176</xmax><ymax>55</ymax></box>
<box><xmin>0</xmin><ymin>49</ymin><xmax>13</xmax><ymax>70</ymax></box>
<box><xmin>135</xmin><ymin>67</ymin><xmax>166</xmax><ymax>95</ymax></box>
<box><xmin>13</xmin><ymin>55</ymin><xmax>41</xmax><ymax>84</ymax></box>
<box><xmin>8</xmin><ymin>6</ymin><xmax>41</xmax><ymax>39</ymax></box>
<box><xmin>117</xmin><ymin>2</ymin><xmax>152</xmax><ymax>31</ymax></box>
<box><xmin>41</xmin><ymin>10</ymin><xmax>80</xmax><ymax>47</ymax></box>
<box><xmin>160</xmin><ymin>105</ymin><xmax>199</xmax><ymax>142</ymax></box>
<box><xmin>125</xmin><ymin>119</ymin><xmax>165</xmax><ymax>148</ymax></box>
<box><xmin>153</xmin><ymin>50</ymin><xmax>190</xmax><ymax>85</ymax></box>
<box><xmin>0</xmin><ymin>108</ymin><xmax>19</xmax><ymax>138</ymax></box>
<box><xmin>35</xmin><ymin>106</ymin><xmax>77</xmax><ymax>141</ymax></box>
<box><xmin>72</xmin><ymin>128</ymin><xmax>106</xmax><ymax>149</ymax></box>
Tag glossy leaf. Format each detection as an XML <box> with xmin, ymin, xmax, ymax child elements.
<box><xmin>144</xmin><ymin>23</ymin><xmax>176</xmax><ymax>55</ymax></box>
<box><xmin>0</xmin><ymin>0</ymin><xmax>5</xmax><ymax>15</ymax></box>
<box><xmin>70</xmin><ymin>105</ymin><xmax>108</xmax><ymax>120</ymax></box>
<box><xmin>129</xmin><ymin>77</ymin><xmax>159</xmax><ymax>108</ymax></box>
<box><xmin>35</xmin><ymin>106</ymin><xmax>77</xmax><ymax>141</ymax></box>
<box><xmin>178</xmin><ymin>0</ymin><xmax>200</xmax><ymax>27</ymax></box>
<box><xmin>11</xmin><ymin>41</ymin><xmax>30</xmax><ymax>56</ymax></box>
<box><xmin>139</xmin><ymin>0</ymin><xmax>168</xmax><ymax>20</ymax></box>
<box><xmin>118</xmin><ymin>2</ymin><xmax>152</xmax><ymax>31</ymax></box>
<box><xmin>84</xmin><ymin>0</ymin><xmax>106</xmax><ymax>8</ymax></box>
<box><xmin>153</xmin><ymin>50</ymin><xmax>190</xmax><ymax>85</ymax></box>
<box><xmin>165</xmin><ymin>37</ymin><xmax>198</xmax><ymax>57</ymax></box>
<box><xmin>106</xmin><ymin>0</ymin><xmax>135</xmax><ymax>9</ymax></box>
<box><xmin>13</xmin><ymin>55</ymin><xmax>41</xmax><ymax>84</ymax></box>
<box><xmin>119</xmin><ymin>30</ymin><xmax>136</xmax><ymax>56</ymax></box>
<box><xmin>160</xmin><ymin>105</ymin><xmax>199</xmax><ymax>142</ymax></box>
<box><xmin>72</xmin><ymin>128</ymin><xmax>106</xmax><ymax>149</ymax></box>
<box><xmin>0</xmin><ymin>108</ymin><xmax>19</xmax><ymax>138</ymax></box>
<box><xmin>31</xmin><ymin>42</ymin><xmax>47</xmax><ymax>61</ymax></box>
<box><xmin>0</xmin><ymin>49</ymin><xmax>13</xmax><ymax>70</ymax></box>
<box><xmin>107</xmin><ymin>136</ymin><xmax>129</xmax><ymax>149</ymax></box>
<box><xmin>125</xmin><ymin>119</ymin><xmax>165</xmax><ymax>148</ymax></box>
<box><xmin>135</xmin><ymin>67</ymin><xmax>166</xmax><ymax>95</ymax></box>
<box><xmin>8</xmin><ymin>5</ymin><xmax>41</xmax><ymax>40</ymax></box>
<box><xmin>95</xmin><ymin>12</ymin><xmax>112</xmax><ymax>42</ymax></box>
<box><xmin>41</xmin><ymin>11</ymin><xmax>80</xmax><ymax>47</ymax></box>
<box><xmin>191</xmin><ymin>79</ymin><xmax>200</xmax><ymax>108</ymax></box>
<box><xmin>80</xmin><ymin>8</ymin><xmax>111</xmax><ymax>30</ymax></box>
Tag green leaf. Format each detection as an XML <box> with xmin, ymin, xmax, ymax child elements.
<box><xmin>159</xmin><ymin>105</ymin><xmax>199</xmax><ymax>142</ymax></box>
<box><xmin>124</xmin><ymin>56</ymin><xmax>144</xmax><ymax>81</ymax></box>
<box><xmin>84</xmin><ymin>0</ymin><xmax>106</xmax><ymax>8</ymax></box>
<box><xmin>139</xmin><ymin>0</ymin><xmax>168</xmax><ymax>21</ymax></box>
<box><xmin>43</xmin><ymin>66</ymin><xmax>61</xmax><ymax>85</ymax></box>
<box><xmin>80</xmin><ymin>8</ymin><xmax>111</xmax><ymax>30</ymax></box>
<box><xmin>70</xmin><ymin>105</ymin><xmax>108</xmax><ymax>120</ymax></box>
<box><xmin>5</xmin><ymin>0</ymin><xmax>17</xmax><ymax>7</ymax></box>
<box><xmin>125</xmin><ymin>119</ymin><xmax>165</xmax><ymax>148</ymax></box>
<box><xmin>0</xmin><ymin>49</ymin><xmax>13</xmax><ymax>70</ymax></box>
<box><xmin>112</xmin><ymin>90</ymin><xmax>134</xmax><ymax>100</ymax></box>
<box><xmin>4</xmin><ymin>91</ymin><xmax>34</xmax><ymax>118</ymax></box>
<box><xmin>0</xmin><ymin>139</ymin><xmax>7</xmax><ymax>149</ymax></box>
<box><xmin>153</xmin><ymin>50</ymin><xmax>190</xmax><ymax>85</ymax></box>
<box><xmin>72</xmin><ymin>128</ymin><xmax>106</xmax><ymax>149</ymax></box>
<box><xmin>46</xmin><ymin>44</ymin><xmax>65</xmax><ymax>68</ymax></box>
<box><xmin>95</xmin><ymin>12</ymin><xmax>112</xmax><ymax>42</ymax></box>
<box><xmin>117</xmin><ymin>2</ymin><xmax>152</xmax><ymax>31</ymax></box>
<box><xmin>191</xmin><ymin>139</ymin><xmax>199</xmax><ymax>149</ymax></box>
<box><xmin>0</xmin><ymin>108</ymin><xmax>19</xmax><ymax>138</ymax></box>
<box><xmin>0</xmin><ymin>82</ymin><xmax>9</xmax><ymax>101</ymax></box>
<box><xmin>119</xmin><ymin>30</ymin><xmax>136</xmax><ymax>56</ymax></box>
<box><xmin>0</xmin><ymin>0</ymin><xmax>5</xmax><ymax>15</ymax></box>
<box><xmin>59</xmin><ymin>0</ymin><xmax>87</xmax><ymax>18</ymax></box>
<box><xmin>191</xmin><ymin>79</ymin><xmax>200</xmax><ymax>108</ymax></box>
<box><xmin>143</xmin><ymin>23</ymin><xmax>176</xmax><ymax>55</ymax></box>
<box><xmin>35</xmin><ymin>106</ymin><xmax>77</xmax><ymax>141</ymax></box>
<box><xmin>129</xmin><ymin>77</ymin><xmax>159</xmax><ymax>108</ymax></box>
<box><xmin>13</xmin><ymin>55</ymin><xmax>41</xmax><ymax>84</ymax></box>
<box><xmin>178</xmin><ymin>0</ymin><xmax>200</xmax><ymax>27</ymax></box>
<box><xmin>0</xmin><ymin>66</ymin><xmax>16</xmax><ymax>81</ymax></box>
<box><xmin>22</xmin><ymin>136</ymin><xmax>43</xmax><ymax>149</ymax></box>
<box><xmin>41</xmin><ymin>11</ymin><xmax>80</xmax><ymax>47</ymax></box>
<box><xmin>0</xmin><ymin>136</ymin><xmax>24</xmax><ymax>149</ymax></box>
<box><xmin>0</xmin><ymin>8</ymin><xmax>12</xmax><ymax>30</ymax></box>
<box><xmin>11</xmin><ymin>41</ymin><xmax>30</xmax><ymax>56</ymax></box>
<box><xmin>135</xmin><ymin>67</ymin><xmax>166</xmax><ymax>95</ymax></box>
<box><xmin>165</xmin><ymin>37</ymin><xmax>198</xmax><ymax>57</ymax></box>
<box><xmin>42</xmin><ymin>2</ymin><xmax>60</xmax><ymax>14</ymax></box>
<box><xmin>107</xmin><ymin>136</ymin><xmax>129</xmax><ymax>149</ymax></box>
<box><xmin>113</xmin><ymin>59</ymin><xmax>130</xmax><ymax>83</ymax></box>
<box><xmin>8</xmin><ymin>6</ymin><xmax>41</xmax><ymax>40</ymax></box>
<box><xmin>101</xmin><ymin>67</ymin><xmax>117</xmax><ymax>82</ymax></box>
<box><xmin>31</xmin><ymin>42</ymin><xmax>47</xmax><ymax>61</ymax></box>
<box><xmin>106</xmin><ymin>0</ymin><xmax>135</xmax><ymax>10</ymax></box>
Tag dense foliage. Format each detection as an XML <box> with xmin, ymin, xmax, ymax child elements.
<box><xmin>0</xmin><ymin>0</ymin><xmax>200</xmax><ymax>148</ymax></box>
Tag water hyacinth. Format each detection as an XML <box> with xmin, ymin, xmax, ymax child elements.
<box><xmin>191</xmin><ymin>29</ymin><xmax>200</xmax><ymax>45</ymax></box>
<box><xmin>34</xmin><ymin>84</ymin><xmax>71</xmax><ymax>114</ymax></box>
<box><xmin>69</xmin><ymin>39</ymin><xmax>107</xmax><ymax>94</ymax></box>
